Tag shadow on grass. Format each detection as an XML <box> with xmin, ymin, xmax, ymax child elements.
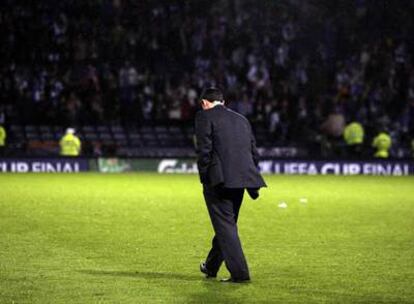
<box><xmin>78</xmin><ymin>269</ymin><xmax>201</xmax><ymax>282</ymax></box>
<box><xmin>80</xmin><ymin>269</ymin><xmax>257</xmax><ymax>303</ymax></box>
<box><xmin>186</xmin><ymin>279</ymin><xmax>249</xmax><ymax>304</ymax></box>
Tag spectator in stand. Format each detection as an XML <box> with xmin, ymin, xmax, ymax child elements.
<box><xmin>411</xmin><ymin>139</ymin><xmax>414</xmax><ymax>158</ymax></box>
<box><xmin>321</xmin><ymin>109</ymin><xmax>346</xmax><ymax>139</ymax></box>
<box><xmin>0</xmin><ymin>0</ymin><xmax>413</xmax><ymax>157</ymax></box>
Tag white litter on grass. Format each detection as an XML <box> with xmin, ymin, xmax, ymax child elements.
<box><xmin>278</xmin><ymin>202</ymin><xmax>288</xmax><ymax>208</ymax></box>
<box><xmin>299</xmin><ymin>198</ymin><xmax>308</xmax><ymax>204</ymax></box>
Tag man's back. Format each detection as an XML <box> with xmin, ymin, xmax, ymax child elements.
<box><xmin>195</xmin><ymin>105</ymin><xmax>266</xmax><ymax>188</ymax></box>
<box><xmin>195</xmin><ymin>87</ymin><xmax>265</xmax><ymax>282</ymax></box>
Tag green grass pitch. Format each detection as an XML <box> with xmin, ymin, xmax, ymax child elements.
<box><xmin>0</xmin><ymin>173</ymin><xmax>413</xmax><ymax>303</ymax></box>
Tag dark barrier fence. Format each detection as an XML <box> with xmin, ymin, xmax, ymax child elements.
<box><xmin>1</xmin><ymin>158</ymin><xmax>414</xmax><ymax>175</ymax></box>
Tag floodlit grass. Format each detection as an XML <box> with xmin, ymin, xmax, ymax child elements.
<box><xmin>0</xmin><ymin>173</ymin><xmax>413</xmax><ymax>303</ymax></box>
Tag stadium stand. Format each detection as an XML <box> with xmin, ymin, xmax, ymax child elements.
<box><xmin>5</xmin><ymin>123</ymin><xmax>285</xmax><ymax>157</ymax></box>
<box><xmin>0</xmin><ymin>0</ymin><xmax>413</xmax><ymax>158</ymax></box>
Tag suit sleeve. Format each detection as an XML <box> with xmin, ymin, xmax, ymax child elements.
<box><xmin>249</xmin><ymin>123</ymin><xmax>260</xmax><ymax>167</ymax></box>
<box><xmin>195</xmin><ymin>111</ymin><xmax>213</xmax><ymax>183</ymax></box>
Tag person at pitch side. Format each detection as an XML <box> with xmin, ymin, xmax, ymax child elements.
<box><xmin>59</xmin><ymin>128</ymin><xmax>81</xmax><ymax>157</ymax></box>
<box><xmin>194</xmin><ymin>87</ymin><xmax>266</xmax><ymax>283</ymax></box>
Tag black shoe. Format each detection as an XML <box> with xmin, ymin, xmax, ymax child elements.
<box><xmin>200</xmin><ymin>262</ymin><xmax>217</xmax><ymax>278</ymax></box>
<box><xmin>220</xmin><ymin>277</ymin><xmax>251</xmax><ymax>283</ymax></box>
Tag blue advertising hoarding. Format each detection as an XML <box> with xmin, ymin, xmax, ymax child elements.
<box><xmin>258</xmin><ymin>160</ymin><xmax>414</xmax><ymax>176</ymax></box>
<box><xmin>152</xmin><ymin>159</ymin><xmax>414</xmax><ymax>176</ymax></box>
<box><xmin>0</xmin><ymin>158</ymin><xmax>89</xmax><ymax>173</ymax></box>
<box><xmin>0</xmin><ymin>158</ymin><xmax>413</xmax><ymax>175</ymax></box>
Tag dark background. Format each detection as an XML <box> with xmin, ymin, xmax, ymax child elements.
<box><xmin>0</xmin><ymin>0</ymin><xmax>413</xmax><ymax>158</ymax></box>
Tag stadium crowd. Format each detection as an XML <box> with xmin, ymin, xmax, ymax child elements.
<box><xmin>0</xmin><ymin>0</ymin><xmax>413</xmax><ymax>157</ymax></box>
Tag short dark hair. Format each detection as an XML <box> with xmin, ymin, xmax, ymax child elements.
<box><xmin>200</xmin><ymin>87</ymin><xmax>224</xmax><ymax>103</ymax></box>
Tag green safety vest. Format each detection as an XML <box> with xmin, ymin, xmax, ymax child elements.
<box><xmin>0</xmin><ymin>126</ymin><xmax>6</xmax><ymax>146</ymax></box>
<box><xmin>372</xmin><ymin>132</ymin><xmax>391</xmax><ymax>158</ymax></box>
<box><xmin>343</xmin><ymin>122</ymin><xmax>364</xmax><ymax>145</ymax></box>
<box><xmin>60</xmin><ymin>134</ymin><xmax>81</xmax><ymax>156</ymax></box>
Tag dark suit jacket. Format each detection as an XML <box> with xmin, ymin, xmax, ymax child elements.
<box><xmin>195</xmin><ymin>105</ymin><xmax>266</xmax><ymax>189</ymax></box>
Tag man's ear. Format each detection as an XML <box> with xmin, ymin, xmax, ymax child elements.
<box><xmin>201</xmin><ymin>99</ymin><xmax>209</xmax><ymax>109</ymax></box>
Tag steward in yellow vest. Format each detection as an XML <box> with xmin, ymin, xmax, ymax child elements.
<box><xmin>372</xmin><ymin>132</ymin><xmax>391</xmax><ymax>158</ymax></box>
<box><xmin>60</xmin><ymin>128</ymin><xmax>81</xmax><ymax>156</ymax></box>
<box><xmin>343</xmin><ymin>122</ymin><xmax>364</xmax><ymax>158</ymax></box>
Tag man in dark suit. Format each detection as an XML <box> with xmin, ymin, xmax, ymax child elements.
<box><xmin>195</xmin><ymin>87</ymin><xmax>266</xmax><ymax>283</ymax></box>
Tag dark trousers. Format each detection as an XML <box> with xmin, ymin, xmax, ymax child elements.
<box><xmin>203</xmin><ymin>185</ymin><xmax>250</xmax><ymax>280</ymax></box>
